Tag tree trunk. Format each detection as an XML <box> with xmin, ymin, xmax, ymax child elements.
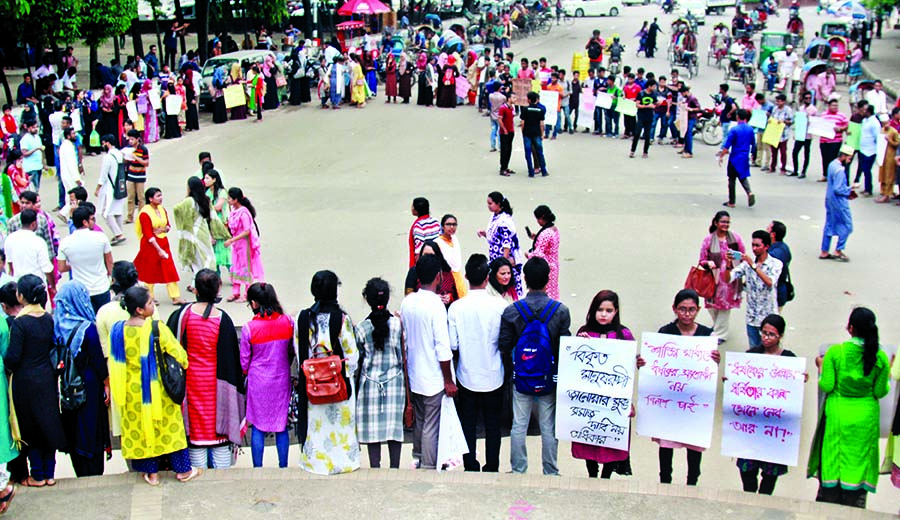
<box><xmin>153</xmin><ymin>11</ymin><xmax>164</xmax><ymax>58</ymax></box>
<box><xmin>173</xmin><ymin>0</ymin><xmax>187</xmax><ymax>53</ymax></box>
<box><xmin>89</xmin><ymin>44</ymin><xmax>99</xmax><ymax>89</ymax></box>
<box><xmin>197</xmin><ymin>0</ymin><xmax>210</xmax><ymax>63</ymax></box>
<box><xmin>113</xmin><ymin>35</ymin><xmax>121</xmax><ymax>63</ymax></box>
<box><xmin>303</xmin><ymin>0</ymin><xmax>313</xmax><ymax>38</ymax></box>
<box><xmin>0</xmin><ymin>67</ymin><xmax>11</xmax><ymax>107</ymax></box>
<box><xmin>132</xmin><ymin>19</ymin><xmax>145</xmax><ymax>58</ymax></box>
<box><xmin>48</xmin><ymin>41</ymin><xmax>65</xmax><ymax>79</ymax></box>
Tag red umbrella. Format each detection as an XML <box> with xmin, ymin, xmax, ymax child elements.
<box><xmin>337</xmin><ymin>0</ymin><xmax>392</xmax><ymax>16</ymax></box>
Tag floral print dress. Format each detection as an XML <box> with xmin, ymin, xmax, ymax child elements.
<box><xmin>487</xmin><ymin>212</ymin><xmax>524</xmax><ymax>297</ymax></box>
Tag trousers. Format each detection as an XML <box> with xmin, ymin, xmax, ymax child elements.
<box><xmin>125</xmin><ymin>180</ymin><xmax>145</xmax><ymax>222</ymax></box>
<box><xmin>412</xmin><ymin>391</ymin><xmax>443</xmax><ymax>470</ymax></box>
<box><xmin>457</xmin><ymin>384</ymin><xmax>503</xmax><ymax>472</ymax></box>
<box><xmin>510</xmin><ymin>390</ymin><xmax>557</xmax><ymax>475</ymax></box>
<box><xmin>658</xmin><ymin>446</ymin><xmax>702</xmax><ymax>485</ymax></box>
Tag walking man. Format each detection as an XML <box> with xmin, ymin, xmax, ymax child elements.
<box><xmin>498</xmin><ymin>91</ymin><xmax>516</xmax><ymax>176</ymax></box>
<box><xmin>717</xmin><ymin>109</ymin><xmax>757</xmax><ymax>207</ymax></box>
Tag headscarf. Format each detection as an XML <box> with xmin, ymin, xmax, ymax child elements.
<box><xmin>53</xmin><ymin>281</ymin><xmax>96</xmax><ymax>358</ymax></box>
<box><xmin>213</xmin><ymin>65</ymin><xmax>227</xmax><ymax>89</ymax></box>
<box><xmin>141</xmin><ymin>79</ymin><xmax>152</xmax><ymax>93</ymax></box>
<box><xmin>100</xmin><ymin>85</ymin><xmax>115</xmax><ymax>110</ymax></box>
<box><xmin>439</xmin><ymin>52</ymin><xmax>449</xmax><ymax>67</ymax></box>
<box><xmin>416</xmin><ymin>51</ymin><xmax>427</xmax><ymax>71</ymax></box>
<box><xmin>399</xmin><ymin>53</ymin><xmax>409</xmax><ymax>75</ymax></box>
<box><xmin>262</xmin><ymin>55</ymin><xmax>274</xmax><ymax>77</ymax></box>
<box><xmin>230</xmin><ymin>62</ymin><xmax>243</xmax><ymax>81</ymax></box>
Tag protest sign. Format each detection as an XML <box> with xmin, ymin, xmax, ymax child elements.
<box><xmin>793</xmin><ymin>112</ymin><xmax>808</xmax><ymax>141</ymax></box>
<box><xmin>126</xmin><ymin>100</ymin><xmax>140</xmax><ymax>122</ymax></box>
<box><xmin>595</xmin><ymin>92</ymin><xmax>613</xmax><ymax>110</ymax></box>
<box><xmin>749</xmin><ymin>109</ymin><xmax>768</xmax><ymax>129</ymax></box>
<box><xmin>149</xmin><ymin>89</ymin><xmax>162</xmax><ymax>110</ymax></box>
<box><xmin>636</xmin><ymin>332</ymin><xmax>718</xmax><ymax>448</ymax></box>
<box><xmin>720</xmin><ymin>352</ymin><xmax>806</xmax><ymax>466</ymax></box>
<box><xmin>539</xmin><ymin>90</ymin><xmax>559</xmax><ymax>125</ymax></box>
<box><xmin>807</xmin><ymin>116</ymin><xmax>836</xmax><ymax>139</ymax></box>
<box><xmin>845</xmin><ymin>122</ymin><xmax>861</xmax><ymax>151</ymax></box>
<box><xmin>556</xmin><ymin>336</ymin><xmax>637</xmax><ymax>451</ymax></box>
<box><xmin>617</xmin><ymin>98</ymin><xmax>637</xmax><ymax>117</ymax></box>
<box><xmin>512</xmin><ymin>78</ymin><xmax>532</xmax><ymax>106</ymax></box>
<box><xmin>224</xmin><ymin>85</ymin><xmax>246</xmax><ymax>108</ymax></box>
<box><xmin>579</xmin><ymin>93</ymin><xmax>596</xmax><ymax>124</ymax></box>
<box><xmin>165</xmin><ymin>94</ymin><xmax>183</xmax><ymax>115</ymax></box>
<box><xmin>762</xmin><ymin>121</ymin><xmax>785</xmax><ymax>147</ymax></box>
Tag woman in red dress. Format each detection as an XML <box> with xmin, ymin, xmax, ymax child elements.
<box><xmin>133</xmin><ymin>187</ymin><xmax>185</xmax><ymax>304</ymax></box>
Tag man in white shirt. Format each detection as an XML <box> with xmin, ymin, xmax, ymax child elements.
<box><xmin>58</xmin><ymin>206</ymin><xmax>113</xmax><ymax>312</ymax></box>
<box><xmin>777</xmin><ymin>45</ymin><xmax>800</xmax><ymax>101</ymax></box>
<box><xmin>865</xmin><ymin>80</ymin><xmax>888</xmax><ymax>118</ymax></box>
<box><xmin>95</xmin><ymin>135</ymin><xmax>127</xmax><ymax>245</ymax></box>
<box><xmin>57</xmin><ymin>127</ymin><xmax>82</xmax><ymax>220</ymax></box>
<box><xmin>400</xmin><ymin>255</ymin><xmax>457</xmax><ymax>470</ymax></box>
<box><xmin>448</xmin><ymin>254</ymin><xmax>507</xmax><ymax>472</ymax></box>
<box><xmin>5</xmin><ymin>209</ymin><xmax>53</xmax><ymax>285</ymax></box>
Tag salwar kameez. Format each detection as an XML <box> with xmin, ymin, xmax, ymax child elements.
<box><xmin>486</xmin><ymin>212</ymin><xmax>524</xmax><ymax>297</ymax></box>
<box><xmin>351</xmin><ymin>62</ymin><xmax>367</xmax><ymax>106</ymax></box>
<box><xmin>207</xmin><ymin>188</ymin><xmax>231</xmax><ymax>274</ymax></box>
<box><xmin>172</xmin><ymin>198</ymin><xmax>216</xmax><ymax>275</ymax></box>
<box><xmin>227</xmin><ymin>206</ymin><xmax>264</xmax><ymax>297</ymax></box>
<box><xmin>698</xmin><ymin>231</ymin><xmax>745</xmax><ymax>340</ymax></box>
<box><xmin>354</xmin><ymin>317</ymin><xmax>405</xmax><ymax>444</ymax></box>
<box><xmin>530</xmin><ymin>226</ymin><xmax>560</xmax><ymax>300</ymax></box>
<box><xmin>133</xmin><ymin>205</ymin><xmax>181</xmax><ymax>301</ymax></box>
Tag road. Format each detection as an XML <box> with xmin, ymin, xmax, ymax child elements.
<box><xmin>36</xmin><ymin>5</ymin><xmax>900</xmax><ymax>513</ymax></box>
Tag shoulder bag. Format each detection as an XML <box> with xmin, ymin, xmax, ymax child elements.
<box><xmin>302</xmin><ymin>344</ymin><xmax>348</xmax><ymax>405</ymax></box>
<box><xmin>684</xmin><ymin>264</ymin><xmax>716</xmax><ymax>299</ymax></box>
<box><xmin>152</xmin><ymin>320</ymin><xmax>186</xmax><ymax>404</ymax></box>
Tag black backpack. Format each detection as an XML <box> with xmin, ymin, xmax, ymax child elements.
<box><xmin>111</xmin><ymin>152</ymin><xmax>127</xmax><ymax>199</ymax></box>
<box><xmin>588</xmin><ymin>40</ymin><xmax>603</xmax><ymax>60</ymax></box>
<box><xmin>52</xmin><ymin>328</ymin><xmax>86</xmax><ymax>411</ymax></box>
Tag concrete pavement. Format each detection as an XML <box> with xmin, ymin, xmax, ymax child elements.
<box><xmin>861</xmin><ymin>23</ymin><xmax>900</xmax><ymax>99</ymax></box>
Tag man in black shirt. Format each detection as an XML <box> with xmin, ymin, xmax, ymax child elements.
<box><xmin>630</xmin><ymin>79</ymin><xmax>658</xmax><ymax>158</ymax></box>
<box><xmin>520</xmin><ymin>91</ymin><xmax>548</xmax><ymax>177</ymax></box>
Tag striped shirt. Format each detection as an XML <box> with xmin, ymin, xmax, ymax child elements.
<box><xmin>819</xmin><ymin>110</ymin><xmax>849</xmax><ymax>144</ymax></box>
<box><xmin>408</xmin><ymin>216</ymin><xmax>440</xmax><ymax>267</ymax></box>
<box><xmin>126</xmin><ymin>144</ymin><xmax>149</xmax><ymax>182</ymax></box>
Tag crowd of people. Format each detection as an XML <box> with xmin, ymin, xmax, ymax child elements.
<box><xmin>0</xmin><ymin>8</ymin><xmax>898</xmax><ymax>516</ymax></box>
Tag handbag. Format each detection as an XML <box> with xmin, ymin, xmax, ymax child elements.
<box><xmin>275</xmin><ymin>74</ymin><xmax>287</xmax><ymax>88</ymax></box>
<box><xmin>152</xmin><ymin>320</ymin><xmax>186</xmax><ymax>404</ymax></box>
<box><xmin>783</xmin><ymin>271</ymin><xmax>795</xmax><ymax>303</ymax></box>
<box><xmin>301</xmin><ymin>344</ymin><xmax>348</xmax><ymax>405</ymax></box>
<box><xmin>684</xmin><ymin>265</ymin><xmax>717</xmax><ymax>299</ymax></box>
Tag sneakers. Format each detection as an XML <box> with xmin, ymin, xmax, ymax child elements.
<box><xmin>490</xmin><ymin>147</ymin><xmax>497</xmax><ymax>152</ymax></box>
<box><xmin>748</xmin><ymin>193</ymin><xmax>756</xmax><ymax>207</ymax></box>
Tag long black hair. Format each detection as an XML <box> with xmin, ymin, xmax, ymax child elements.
<box><xmin>578</xmin><ymin>289</ymin><xmax>625</xmax><ymax>337</ymax></box>
<box><xmin>204</xmin><ymin>168</ymin><xmax>225</xmax><ymax>201</ymax></box>
<box><xmin>362</xmin><ymin>278</ymin><xmax>391</xmax><ymax>351</ymax></box>
<box><xmin>848</xmin><ymin>307</ymin><xmax>880</xmax><ymax>376</ymax></box>
<box><xmin>419</xmin><ymin>239</ymin><xmax>452</xmax><ymax>272</ymax></box>
<box><xmin>488</xmin><ymin>256</ymin><xmax>515</xmax><ymax>294</ymax></box>
<box><xmin>194</xmin><ymin>268</ymin><xmax>221</xmax><ymax>319</ymax></box>
<box><xmin>16</xmin><ymin>274</ymin><xmax>47</xmax><ymax>307</ymax></box>
<box><xmin>709</xmin><ymin>210</ymin><xmax>730</xmax><ymax>233</ymax></box>
<box><xmin>247</xmin><ymin>282</ymin><xmax>283</xmax><ymax>317</ymax></box>
<box><xmin>121</xmin><ymin>286</ymin><xmax>151</xmax><ymax>316</ymax></box>
<box><xmin>488</xmin><ymin>191</ymin><xmax>513</xmax><ymax>216</ymax></box>
<box><xmin>228</xmin><ymin>187</ymin><xmax>259</xmax><ymax>235</ymax></box>
<box><xmin>187</xmin><ymin>176</ymin><xmax>212</xmax><ymax>221</ymax></box>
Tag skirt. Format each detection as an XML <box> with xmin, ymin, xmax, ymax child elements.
<box><xmin>231</xmin><ymin>105</ymin><xmax>248</xmax><ymax>120</ymax></box>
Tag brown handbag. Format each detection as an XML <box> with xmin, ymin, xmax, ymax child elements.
<box><xmin>685</xmin><ymin>265</ymin><xmax>717</xmax><ymax>299</ymax></box>
<box><xmin>302</xmin><ymin>345</ymin><xmax>348</xmax><ymax>405</ymax></box>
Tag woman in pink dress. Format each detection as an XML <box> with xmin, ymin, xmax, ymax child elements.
<box><xmin>697</xmin><ymin>211</ymin><xmax>744</xmax><ymax>343</ymax></box>
<box><xmin>224</xmin><ymin>187</ymin><xmax>264</xmax><ymax>302</ymax></box>
<box><xmin>572</xmin><ymin>290</ymin><xmax>641</xmax><ymax>478</ymax></box>
<box><xmin>138</xmin><ymin>80</ymin><xmax>159</xmax><ymax>143</ymax></box>
<box><xmin>526</xmin><ymin>205</ymin><xmax>560</xmax><ymax>299</ymax></box>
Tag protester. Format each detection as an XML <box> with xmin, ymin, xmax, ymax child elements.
<box><xmin>717</xmin><ymin>109</ymin><xmax>756</xmax><ymax>208</ymax></box>
<box><xmin>95</xmin><ymin>134</ymin><xmax>126</xmax><ymax>245</ymax></box>
<box><xmin>123</xmin><ymin>129</ymin><xmax>149</xmax><ymax>224</ymax></box>
<box><xmin>520</xmin><ymin>91</ymin><xmax>548</xmax><ymax>177</ymax></box>
<box><xmin>449</xmin><ymin>254</ymin><xmax>507</xmax><ymax>472</ymax></box>
<box><xmin>854</xmin><ymin>104</ymin><xmax>879</xmax><ymax>196</ymax></box>
<box><xmin>497</xmin><ymin>92</ymin><xmax>516</xmax><ymax>176</ymax></box>
<box><xmin>478</xmin><ymin>191</ymin><xmax>524</xmax><ymax>297</ymax></box>
<box><xmin>876</xmin><ymin>108</ymin><xmax>900</xmax><ymax>203</ymax></box>
<box><xmin>408</xmin><ymin>197</ymin><xmax>440</xmax><ymax>268</ymax></box>
<box><xmin>173</xmin><ymin>177</ymin><xmax>217</xmax><ymax>276</ymax></box>
<box><xmin>498</xmin><ymin>257</ymin><xmax>571</xmax><ymax>475</ymax></box>
<box><xmin>809</xmin><ymin>307</ymin><xmax>889</xmax><ymax>508</ymax></box>
<box><xmin>435</xmin><ymin>214</ymin><xmax>467</xmax><ymax>299</ymax></box>
<box><xmin>355</xmin><ymin>278</ymin><xmax>405</xmax><ymax>470</ymax></box>
<box><xmin>817</xmin><ymin>98</ymin><xmax>849</xmax><ymax>183</ymax></box>
<box><xmin>728</xmin><ymin>230</ymin><xmax>782</xmax><ymax>348</ymax></box>
<box><xmin>790</xmin><ymin>91</ymin><xmax>816</xmax><ymax>178</ymax></box>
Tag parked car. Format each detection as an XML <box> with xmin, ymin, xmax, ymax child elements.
<box><xmin>622</xmin><ymin>0</ymin><xmax>649</xmax><ymax>5</ymax></box>
<box><xmin>676</xmin><ymin>0</ymin><xmax>706</xmax><ymax>24</ymax></box>
<box><xmin>563</xmin><ymin>0</ymin><xmax>623</xmax><ymax>17</ymax></box>
<box><xmin>199</xmin><ymin>50</ymin><xmax>275</xmax><ymax>109</ymax></box>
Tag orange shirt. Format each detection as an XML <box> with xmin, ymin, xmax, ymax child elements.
<box><xmin>543</xmin><ymin>82</ymin><xmax>563</xmax><ymax>112</ymax></box>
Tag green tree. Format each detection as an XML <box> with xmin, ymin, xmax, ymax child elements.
<box><xmin>81</xmin><ymin>0</ymin><xmax>135</xmax><ymax>88</ymax></box>
<box><xmin>20</xmin><ymin>0</ymin><xmax>85</xmax><ymax>69</ymax></box>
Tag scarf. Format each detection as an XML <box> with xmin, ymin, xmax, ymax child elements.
<box><xmin>109</xmin><ymin>319</ymin><xmax>163</xmax><ymax>444</ymax></box>
<box><xmin>16</xmin><ymin>304</ymin><xmax>45</xmax><ymax>318</ymax></box>
<box><xmin>53</xmin><ymin>281</ymin><xmax>95</xmax><ymax>358</ymax></box>
<box><xmin>100</xmin><ymin>85</ymin><xmax>115</xmax><ymax>110</ymax></box>
<box><xmin>135</xmin><ymin>204</ymin><xmax>168</xmax><ymax>240</ymax></box>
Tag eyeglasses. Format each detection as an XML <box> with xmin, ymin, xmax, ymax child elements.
<box><xmin>676</xmin><ymin>307</ymin><xmax>699</xmax><ymax>314</ymax></box>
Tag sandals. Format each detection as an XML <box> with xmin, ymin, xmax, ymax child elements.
<box><xmin>142</xmin><ymin>473</ymin><xmax>160</xmax><ymax>487</ymax></box>
<box><xmin>0</xmin><ymin>485</ymin><xmax>15</xmax><ymax>515</ymax></box>
<box><xmin>833</xmin><ymin>253</ymin><xmax>850</xmax><ymax>262</ymax></box>
<box><xmin>818</xmin><ymin>254</ymin><xmax>835</xmax><ymax>260</ymax></box>
<box><xmin>177</xmin><ymin>468</ymin><xmax>200</xmax><ymax>483</ymax></box>
<box><xmin>45</xmin><ymin>479</ymin><xmax>56</xmax><ymax>487</ymax></box>
<box><xmin>20</xmin><ymin>478</ymin><xmax>45</xmax><ymax>488</ymax></box>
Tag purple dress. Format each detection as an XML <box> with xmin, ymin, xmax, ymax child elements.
<box><xmin>240</xmin><ymin>313</ymin><xmax>295</xmax><ymax>433</ymax></box>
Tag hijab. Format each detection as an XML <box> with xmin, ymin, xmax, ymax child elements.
<box><xmin>141</xmin><ymin>79</ymin><xmax>152</xmax><ymax>93</ymax></box>
<box><xmin>416</xmin><ymin>51</ymin><xmax>427</xmax><ymax>71</ymax></box>
<box><xmin>399</xmin><ymin>53</ymin><xmax>409</xmax><ymax>75</ymax></box>
<box><xmin>213</xmin><ymin>65</ymin><xmax>227</xmax><ymax>89</ymax></box>
<box><xmin>100</xmin><ymin>85</ymin><xmax>115</xmax><ymax>110</ymax></box>
<box><xmin>53</xmin><ymin>281</ymin><xmax>96</xmax><ymax>358</ymax></box>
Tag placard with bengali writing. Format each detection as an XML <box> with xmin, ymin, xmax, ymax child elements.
<box><xmin>555</xmin><ymin>336</ymin><xmax>637</xmax><ymax>451</ymax></box>
<box><xmin>720</xmin><ymin>352</ymin><xmax>806</xmax><ymax>466</ymax></box>
<box><xmin>636</xmin><ymin>332</ymin><xmax>718</xmax><ymax>449</ymax></box>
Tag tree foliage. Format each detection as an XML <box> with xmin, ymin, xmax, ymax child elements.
<box><xmin>20</xmin><ymin>0</ymin><xmax>85</xmax><ymax>46</ymax></box>
<box><xmin>81</xmin><ymin>0</ymin><xmax>136</xmax><ymax>47</ymax></box>
<box><xmin>248</xmin><ymin>0</ymin><xmax>288</xmax><ymax>26</ymax></box>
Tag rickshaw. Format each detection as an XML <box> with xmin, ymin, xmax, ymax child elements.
<box><xmin>786</xmin><ymin>16</ymin><xmax>804</xmax><ymax>39</ymax></box>
<box><xmin>828</xmin><ymin>35</ymin><xmax>849</xmax><ymax>74</ymax></box>
<box><xmin>669</xmin><ymin>23</ymin><xmax>699</xmax><ymax>78</ymax></box>
<box><xmin>805</xmin><ymin>37</ymin><xmax>832</xmax><ymax>61</ymax></box>
<box><xmin>724</xmin><ymin>35</ymin><xmax>756</xmax><ymax>85</ymax></box>
<box><xmin>335</xmin><ymin>20</ymin><xmax>367</xmax><ymax>53</ymax></box>
<box><xmin>820</xmin><ymin>20</ymin><xmax>850</xmax><ymax>38</ymax></box>
<box><xmin>667</xmin><ymin>18</ymin><xmax>692</xmax><ymax>62</ymax></box>
<box><xmin>708</xmin><ymin>23</ymin><xmax>731</xmax><ymax>68</ymax></box>
<box><xmin>757</xmin><ymin>31</ymin><xmax>794</xmax><ymax>69</ymax></box>
<box><xmin>848</xmin><ymin>79</ymin><xmax>874</xmax><ymax>104</ymax></box>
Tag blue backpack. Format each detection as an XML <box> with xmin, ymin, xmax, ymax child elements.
<box><xmin>512</xmin><ymin>300</ymin><xmax>561</xmax><ymax>395</ymax></box>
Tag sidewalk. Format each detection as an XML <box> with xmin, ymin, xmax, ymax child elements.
<box><xmin>861</xmin><ymin>26</ymin><xmax>900</xmax><ymax>99</ymax></box>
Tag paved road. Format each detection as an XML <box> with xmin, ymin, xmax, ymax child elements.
<box><xmin>29</xmin><ymin>5</ymin><xmax>900</xmax><ymax>514</ymax></box>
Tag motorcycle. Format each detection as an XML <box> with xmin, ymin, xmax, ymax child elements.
<box><xmin>662</xmin><ymin>0</ymin><xmax>675</xmax><ymax>14</ymax></box>
<box><xmin>694</xmin><ymin>104</ymin><xmax>723</xmax><ymax>145</ymax></box>
<box><xmin>609</xmin><ymin>56</ymin><xmax>622</xmax><ymax>75</ymax></box>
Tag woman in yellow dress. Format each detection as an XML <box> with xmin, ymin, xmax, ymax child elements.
<box><xmin>108</xmin><ymin>285</ymin><xmax>198</xmax><ymax>485</ymax></box>
<box><xmin>350</xmin><ymin>53</ymin><xmax>367</xmax><ymax>107</ymax></box>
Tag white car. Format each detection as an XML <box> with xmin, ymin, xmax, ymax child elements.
<box><xmin>622</xmin><ymin>0</ymin><xmax>649</xmax><ymax>5</ymax></box>
<box><xmin>676</xmin><ymin>0</ymin><xmax>706</xmax><ymax>24</ymax></box>
<box><xmin>563</xmin><ymin>0</ymin><xmax>623</xmax><ymax>17</ymax></box>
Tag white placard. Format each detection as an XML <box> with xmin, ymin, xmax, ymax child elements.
<box><xmin>636</xmin><ymin>332</ymin><xmax>719</xmax><ymax>449</ymax></box>
<box><xmin>578</xmin><ymin>93</ymin><xmax>596</xmax><ymax>124</ymax></box>
<box><xmin>595</xmin><ymin>92</ymin><xmax>613</xmax><ymax>110</ymax></box>
<box><xmin>807</xmin><ymin>116</ymin><xmax>836</xmax><ymax>139</ymax></box>
<box><xmin>539</xmin><ymin>90</ymin><xmax>559</xmax><ymax>126</ymax></box>
<box><xmin>125</xmin><ymin>100</ymin><xmax>139</xmax><ymax>122</ymax></box>
<box><xmin>876</xmin><ymin>133</ymin><xmax>887</xmax><ymax>167</ymax></box>
<box><xmin>720</xmin><ymin>352</ymin><xmax>806</xmax><ymax>466</ymax></box>
<box><xmin>149</xmin><ymin>89</ymin><xmax>162</xmax><ymax>110</ymax></box>
<box><xmin>556</xmin><ymin>336</ymin><xmax>637</xmax><ymax>451</ymax></box>
<box><xmin>165</xmin><ymin>94</ymin><xmax>183</xmax><ymax>114</ymax></box>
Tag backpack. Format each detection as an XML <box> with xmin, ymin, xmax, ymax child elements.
<box><xmin>111</xmin><ymin>152</ymin><xmax>127</xmax><ymax>199</ymax></box>
<box><xmin>512</xmin><ymin>300</ymin><xmax>561</xmax><ymax>395</ymax></box>
<box><xmin>52</xmin><ymin>328</ymin><xmax>86</xmax><ymax>411</ymax></box>
<box><xmin>588</xmin><ymin>40</ymin><xmax>603</xmax><ymax>60</ymax></box>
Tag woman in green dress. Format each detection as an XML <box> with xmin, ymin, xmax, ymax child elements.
<box><xmin>203</xmin><ymin>169</ymin><xmax>231</xmax><ymax>276</ymax></box>
<box><xmin>808</xmin><ymin>307</ymin><xmax>890</xmax><ymax>508</ymax></box>
<box><xmin>0</xmin><ymin>293</ymin><xmax>19</xmax><ymax>512</ymax></box>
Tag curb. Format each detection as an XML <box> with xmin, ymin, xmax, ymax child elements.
<box><xmin>861</xmin><ymin>61</ymin><xmax>899</xmax><ymax>100</ymax></box>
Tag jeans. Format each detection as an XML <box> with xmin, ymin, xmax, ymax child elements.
<box><xmin>510</xmin><ymin>390</ymin><xmax>558</xmax><ymax>475</ymax></box>
<box><xmin>593</xmin><ymin>106</ymin><xmax>604</xmax><ymax>134</ymax></box>
<box><xmin>250</xmin><ymin>427</ymin><xmax>289</xmax><ymax>468</ymax></box>
<box><xmin>561</xmin><ymin>106</ymin><xmax>572</xmax><ymax>132</ymax></box>
<box><xmin>740</xmin><ymin>467</ymin><xmax>779</xmax><ymax>495</ymax></box>
<box><xmin>667</xmin><ymin>112</ymin><xmax>681</xmax><ymax>141</ymax></box>
<box><xmin>490</xmin><ymin>119</ymin><xmax>499</xmax><ymax>149</ymax></box>
<box><xmin>26</xmin><ymin>169</ymin><xmax>41</xmax><ymax>190</ymax></box>
<box><xmin>90</xmin><ymin>291</ymin><xmax>111</xmax><ymax>314</ymax></box>
<box><xmin>651</xmin><ymin>112</ymin><xmax>666</xmax><ymax>139</ymax></box>
<box><xmin>721</xmin><ymin>121</ymin><xmax>733</xmax><ymax>137</ymax></box>
<box><xmin>746</xmin><ymin>324</ymin><xmax>762</xmax><ymax>348</ymax></box>
<box><xmin>792</xmin><ymin>139</ymin><xmax>811</xmax><ymax>175</ymax></box>
<box><xmin>604</xmin><ymin>109</ymin><xmax>619</xmax><ymax>136</ymax></box>
<box><xmin>854</xmin><ymin>153</ymin><xmax>876</xmax><ymax>193</ymax></box>
<box><xmin>27</xmin><ymin>448</ymin><xmax>56</xmax><ymax>481</ymax></box>
<box><xmin>571</xmin><ymin>102</ymin><xmax>579</xmax><ymax>130</ymax></box>
<box><xmin>500</xmin><ymin>133</ymin><xmax>514</xmax><ymax>171</ymax></box>
<box><xmin>683</xmin><ymin>118</ymin><xmax>697</xmax><ymax>154</ymax></box>
<box><xmin>522</xmin><ymin>135</ymin><xmax>547</xmax><ymax>175</ymax></box>
<box><xmin>727</xmin><ymin>164</ymin><xmax>753</xmax><ymax>205</ymax></box>
<box><xmin>543</xmin><ymin>116</ymin><xmax>559</xmax><ymax>139</ymax></box>
<box><xmin>457</xmin><ymin>384</ymin><xmax>503</xmax><ymax>472</ymax></box>
<box><xmin>631</xmin><ymin>117</ymin><xmax>653</xmax><ymax>154</ymax></box>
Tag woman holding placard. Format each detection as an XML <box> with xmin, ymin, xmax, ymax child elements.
<box><xmin>808</xmin><ymin>307</ymin><xmax>889</xmax><ymax>508</ymax></box>
<box><xmin>652</xmin><ymin>288</ymin><xmax>719</xmax><ymax>486</ymax></box>
<box><xmin>736</xmin><ymin>314</ymin><xmax>797</xmax><ymax>495</ymax></box>
<box><xmin>573</xmin><ymin>290</ymin><xmax>638</xmax><ymax>479</ymax></box>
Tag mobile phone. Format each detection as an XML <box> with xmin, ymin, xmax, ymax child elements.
<box><xmin>730</xmin><ymin>251</ymin><xmax>742</xmax><ymax>261</ymax></box>
<box><xmin>526</xmin><ymin>226</ymin><xmax>533</xmax><ymax>237</ymax></box>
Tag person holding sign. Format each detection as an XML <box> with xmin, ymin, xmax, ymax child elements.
<box><xmin>734</xmin><ymin>314</ymin><xmax>805</xmax><ymax>495</ymax></box>
<box><xmin>652</xmin><ymin>288</ymin><xmax>719</xmax><ymax>486</ymax></box>
<box><xmin>809</xmin><ymin>307</ymin><xmax>890</xmax><ymax>509</ymax></box>
<box><xmin>790</xmin><ymin>91</ymin><xmax>817</xmax><ymax>178</ymax></box>
<box><xmin>728</xmin><ymin>230</ymin><xmax>782</xmax><ymax>348</ymax></box>
<box><xmin>816</xmin><ymin>97</ymin><xmax>849</xmax><ymax>183</ymax></box>
<box><xmin>572</xmin><ymin>290</ymin><xmax>640</xmax><ymax>478</ymax></box>
<box><xmin>767</xmin><ymin>94</ymin><xmax>793</xmax><ymax>174</ymax></box>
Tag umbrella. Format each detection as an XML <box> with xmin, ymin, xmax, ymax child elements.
<box><xmin>848</xmin><ymin>79</ymin><xmax>874</xmax><ymax>96</ymax></box>
<box><xmin>337</xmin><ymin>0</ymin><xmax>391</xmax><ymax>16</ymax></box>
<box><xmin>827</xmin><ymin>0</ymin><xmax>868</xmax><ymax>19</ymax></box>
<box><xmin>804</xmin><ymin>39</ymin><xmax>831</xmax><ymax>60</ymax></box>
<box><xmin>802</xmin><ymin>59</ymin><xmax>828</xmax><ymax>78</ymax></box>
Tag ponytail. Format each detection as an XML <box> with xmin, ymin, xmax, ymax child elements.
<box><xmin>488</xmin><ymin>191</ymin><xmax>513</xmax><ymax>216</ymax></box>
<box><xmin>848</xmin><ymin>307</ymin><xmax>880</xmax><ymax>376</ymax></box>
<box><xmin>228</xmin><ymin>187</ymin><xmax>260</xmax><ymax>236</ymax></box>
<box><xmin>362</xmin><ymin>278</ymin><xmax>391</xmax><ymax>351</ymax></box>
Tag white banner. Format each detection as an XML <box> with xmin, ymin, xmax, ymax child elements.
<box><xmin>556</xmin><ymin>336</ymin><xmax>637</xmax><ymax>451</ymax></box>
<box><xmin>165</xmin><ymin>94</ymin><xmax>183</xmax><ymax>115</ymax></box>
<box><xmin>807</xmin><ymin>116</ymin><xmax>836</xmax><ymax>139</ymax></box>
<box><xmin>720</xmin><ymin>352</ymin><xmax>806</xmax><ymax>466</ymax></box>
<box><xmin>636</xmin><ymin>332</ymin><xmax>718</xmax><ymax>448</ymax></box>
<box><xmin>539</xmin><ymin>90</ymin><xmax>559</xmax><ymax>125</ymax></box>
